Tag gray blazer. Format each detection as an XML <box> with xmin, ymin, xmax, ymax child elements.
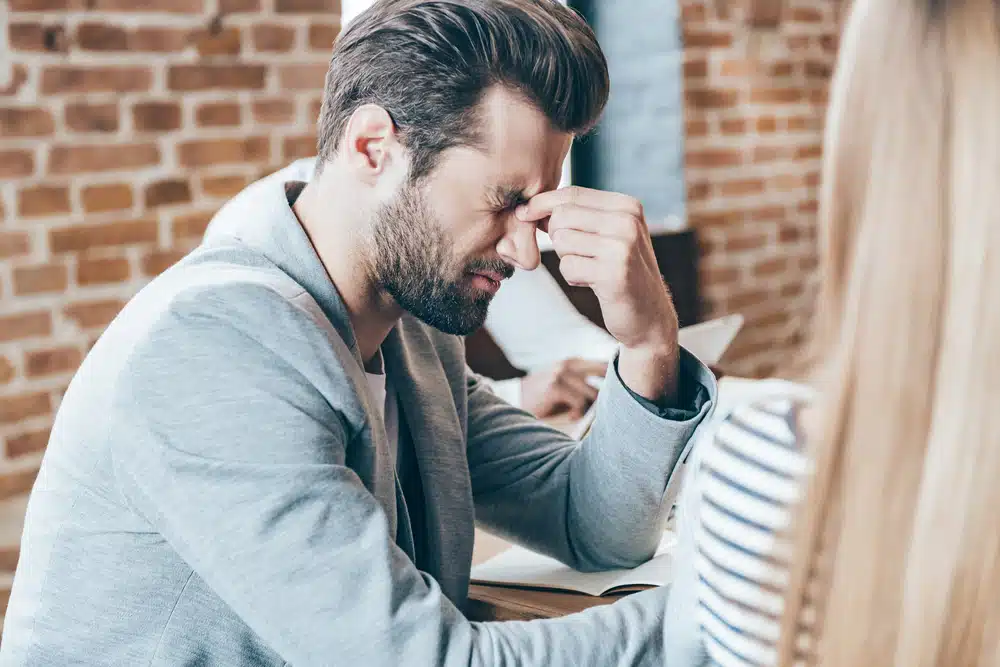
<box><xmin>0</xmin><ymin>166</ymin><xmax>715</xmax><ymax>666</ymax></box>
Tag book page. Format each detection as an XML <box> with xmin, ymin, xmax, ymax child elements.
<box><xmin>470</xmin><ymin>532</ymin><xmax>677</xmax><ymax>597</ymax></box>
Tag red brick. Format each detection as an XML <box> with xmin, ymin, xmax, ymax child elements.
<box><xmin>773</xmin><ymin>174</ymin><xmax>804</xmax><ymax>191</ymax></box>
<box><xmin>10</xmin><ymin>0</ymin><xmax>78</xmax><ymax>10</ymax></box>
<box><xmin>0</xmin><ymin>107</ymin><xmax>54</xmax><ymax>137</ymax></box>
<box><xmin>0</xmin><ymin>392</ymin><xmax>51</xmax><ymax>425</ymax></box>
<box><xmin>25</xmin><ymin>346</ymin><xmax>82</xmax><ymax>378</ymax></box>
<box><xmin>753</xmin><ymin>257</ymin><xmax>791</xmax><ymax>277</ymax></box>
<box><xmin>221</xmin><ymin>0</ymin><xmax>260</xmax><ymax>10</ymax></box>
<box><xmin>702</xmin><ymin>265</ymin><xmax>740</xmax><ymax>285</ymax></box>
<box><xmin>9</xmin><ymin>22</ymin><xmax>68</xmax><ymax>52</ymax></box>
<box><xmin>683</xmin><ymin>59</ymin><xmax>708</xmax><ymax>78</ymax></box>
<box><xmin>77</xmin><ymin>257</ymin><xmax>130</xmax><ymax>286</ymax></box>
<box><xmin>798</xmin><ymin>199</ymin><xmax>819</xmax><ymax>214</ymax></box>
<box><xmin>144</xmin><ymin>179</ymin><xmax>192</xmax><ymax>208</ymax></box>
<box><xmin>685</xmin><ymin>88</ymin><xmax>738</xmax><ymax>109</ymax></box>
<box><xmin>49</xmin><ymin>143</ymin><xmax>160</xmax><ymax>174</ymax></box>
<box><xmin>279</xmin><ymin>64</ymin><xmax>328</xmax><ymax>91</ymax></box>
<box><xmin>720</xmin><ymin>179</ymin><xmax>764</xmax><ymax>196</ymax></box>
<box><xmin>0</xmin><ymin>150</ymin><xmax>34</xmax><ymax>179</ymax></box>
<box><xmin>18</xmin><ymin>185</ymin><xmax>71</xmax><ymax>218</ymax></box>
<box><xmin>64</xmin><ymin>299</ymin><xmax>125</xmax><ymax>330</ymax></box>
<box><xmin>41</xmin><ymin>66</ymin><xmax>152</xmax><ymax>94</ymax></box>
<box><xmin>796</xmin><ymin>144</ymin><xmax>823</xmax><ymax>159</ymax></box>
<box><xmin>168</xmin><ymin>65</ymin><xmax>267</xmax><ymax>91</ymax></box>
<box><xmin>750</xmin><ymin>87</ymin><xmax>804</xmax><ymax>104</ymax></box>
<box><xmin>751</xmin><ymin>205</ymin><xmax>786</xmax><ymax>222</ymax></box>
<box><xmin>49</xmin><ymin>218</ymin><xmax>158</xmax><ymax>253</ymax></box>
<box><xmin>768</xmin><ymin>61</ymin><xmax>795</xmax><ymax>77</ymax></box>
<box><xmin>177</xmin><ymin>137</ymin><xmax>270</xmax><ymax>167</ymax></box>
<box><xmin>788</xmin><ymin>36</ymin><xmax>813</xmax><ymax>52</ymax></box>
<box><xmin>757</xmin><ymin>116</ymin><xmax>779</xmax><ymax>133</ymax></box>
<box><xmin>252</xmin><ymin>99</ymin><xmax>296</xmax><ymax>124</ymax></box>
<box><xmin>13</xmin><ymin>264</ymin><xmax>69</xmax><ymax>296</ymax></box>
<box><xmin>141</xmin><ymin>250</ymin><xmax>185</xmax><ymax>277</ymax></box>
<box><xmin>0</xmin><ymin>357</ymin><xmax>14</xmax><ymax>385</ymax></box>
<box><xmin>806</xmin><ymin>60</ymin><xmax>832</xmax><ymax>78</ymax></box>
<box><xmin>805</xmin><ymin>171</ymin><xmax>821</xmax><ymax>186</ymax></box>
<box><xmin>275</xmin><ymin>0</ymin><xmax>337</xmax><ymax>11</ymax></box>
<box><xmin>726</xmin><ymin>232</ymin><xmax>768</xmax><ymax>251</ymax></box>
<box><xmin>720</xmin><ymin>118</ymin><xmax>746</xmax><ymax>135</ymax></box>
<box><xmin>129</xmin><ymin>27</ymin><xmax>191</xmax><ymax>52</ymax></box>
<box><xmin>688</xmin><ymin>210</ymin><xmax>736</xmax><ymax>227</ymax></box>
<box><xmin>308</xmin><ymin>23</ymin><xmax>339</xmax><ymax>50</ymax></box>
<box><xmin>89</xmin><ymin>0</ymin><xmax>203</xmax><ymax>11</ymax></box>
<box><xmin>283</xmin><ymin>134</ymin><xmax>316</xmax><ymax>161</ymax></box>
<box><xmin>65</xmin><ymin>102</ymin><xmax>119</xmax><ymax>133</ymax></box>
<box><xmin>253</xmin><ymin>24</ymin><xmax>297</xmax><ymax>52</ymax></box>
<box><xmin>779</xmin><ymin>224</ymin><xmax>803</xmax><ymax>242</ymax></box>
<box><xmin>133</xmin><ymin>102</ymin><xmax>182</xmax><ymax>132</ymax></box>
<box><xmin>687</xmin><ymin>149</ymin><xmax>742</xmax><ymax>169</ymax></box>
<box><xmin>790</xmin><ymin>7</ymin><xmax>824</xmax><ymax>22</ymax></box>
<box><xmin>687</xmin><ymin>181</ymin><xmax>711</xmax><ymax>202</ymax></box>
<box><xmin>684</xmin><ymin>30</ymin><xmax>732</xmax><ymax>48</ymax></box>
<box><xmin>201</xmin><ymin>174</ymin><xmax>250</xmax><ymax>198</ymax></box>
<box><xmin>685</xmin><ymin>118</ymin><xmax>709</xmax><ymax>138</ymax></box>
<box><xmin>194</xmin><ymin>26</ymin><xmax>242</xmax><ymax>57</ymax></box>
<box><xmin>0</xmin><ymin>464</ymin><xmax>41</xmax><ymax>500</ymax></box>
<box><xmin>681</xmin><ymin>3</ymin><xmax>707</xmax><ymax>22</ymax></box>
<box><xmin>196</xmin><ymin>102</ymin><xmax>242</xmax><ymax>127</ymax></box>
<box><xmin>0</xmin><ymin>312</ymin><xmax>52</xmax><ymax>343</ymax></box>
<box><xmin>821</xmin><ymin>34</ymin><xmax>839</xmax><ymax>54</ymax></box>
<box><xmin>728</xmin><ymin>289</ymin><xmax>772</xmax><ymax>311</ymax></box>
<box><xmin>6</xmin><ymin>429</ymin><xmax>51</xmax><ymax>459</ymax></box>
<box><xmin>82</xmin><ymin>183</ymin><xmax>133</xmax><ymax>213</ymax></box>
<box><xmin>0</xmin><ymin>233</ymin><xmax>31</xmax><ymax>260</ymax></box>
<box><xmin>809</xmin><ymin>89</ymin><xmax>829</xmax><ymax>105</ymax></box>
<box><xmin>172</xmin><ymin>211</ymin><xmax>214</xmax><ymax>240</ymax></box>
<box><xmin>76</xmin><ymin>22</ymin><xmax>128</xmax><ymax>51</ymax></box>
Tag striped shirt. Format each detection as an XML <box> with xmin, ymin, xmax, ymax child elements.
<box><xmin>679</xmin><ymin>393</ymin><xmax>813</xmax><ymax>667</ymax></box>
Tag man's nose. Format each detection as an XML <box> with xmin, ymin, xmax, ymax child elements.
<box><xmin>495</xmin><ymin>216</ymin><xmax>541</xmax><ymax>271</ymax></box>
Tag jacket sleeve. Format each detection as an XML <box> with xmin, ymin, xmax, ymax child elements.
<box><xmin>467</xmin><ymin>348</ymin><xmax>715</xmax><ymax>572</ymax></box>
<box><xmin>109</xmin><ymin>283</ymin><xmax>687</xmax><ymax>667</ymax></box>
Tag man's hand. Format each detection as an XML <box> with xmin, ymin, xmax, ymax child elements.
<box><xmin>520</xmin><ymin>358</ymin><xmax>607</xmax><ymax>418</ymax></box>
<box><xmin>516</xmin><ymin>187</ymin><xmax>680</xmax><ymax>403</ymax></box>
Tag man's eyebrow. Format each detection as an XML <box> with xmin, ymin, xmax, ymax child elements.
<box><xmin>487</xmin><ymin>184</ymin><xmax>530</xmax><ymax>208</ymax></box>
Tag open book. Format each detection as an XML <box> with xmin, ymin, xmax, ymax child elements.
<box><xmin>470</xmin><ymin>531</ymin><xmax>677</xmax><ymax>597</ymax></box>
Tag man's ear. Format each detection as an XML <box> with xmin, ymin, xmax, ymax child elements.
<box><xmin>341</xmin><ymin>104</ymin><xmax>407</xmax><ymax>186</ymax></box>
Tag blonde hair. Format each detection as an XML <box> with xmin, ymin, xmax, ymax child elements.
<box><xmin>778</xmin><ymin>0</ymin><xmax>1000</xmax><ymax>664</ymax></box>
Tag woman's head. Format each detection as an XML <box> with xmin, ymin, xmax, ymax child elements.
<box><xmin>782</xmin><ymin>0</ymin><xmax>1000</xmax><ymax>664</ymax></box>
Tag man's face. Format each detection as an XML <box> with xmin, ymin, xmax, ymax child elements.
<box><xmin>367</xmin><ymin>87</ymin><xmax>572</xmax><ymax>335</ymax></box>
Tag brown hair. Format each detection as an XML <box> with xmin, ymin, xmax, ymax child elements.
<box><xmin>778</xmin><ymin>0</ymin><xmax>1000</xmax><ymax>664</ymax></box>
<box><xmin>315</xmin><ymin>0</ymin><xmax>609</xmax><ymax>180</ymax></box>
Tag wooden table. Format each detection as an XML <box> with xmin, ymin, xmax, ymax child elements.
<box><xmin>467</xmin><ymin>583</ymin><xmax>627</xmax><ymax>621</ymax></box>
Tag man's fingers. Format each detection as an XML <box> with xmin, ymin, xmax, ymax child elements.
<box><xmin>558</xmin><ymin>254</ymin><xmax>600</xmax><ymax>288</ymax></box>
<box><xmin>549</xmin><ymin>228</ymin><xmax>601</xmax><ymax>259</ymax></box>
<box><xmin>515</xmin><ymin>186</ymin><xmax>642</xmax><ymax>223</ymax></box>
<box><xmin>558</xmin><ymin>372</ymin><xmax>599</xmax><ymax>403</ymax></box>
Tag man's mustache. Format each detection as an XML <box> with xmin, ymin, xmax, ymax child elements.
<box><xmin>465</xmin><ymin>258</ymin><xmax>515</xmax><ymax>281</ymax></box>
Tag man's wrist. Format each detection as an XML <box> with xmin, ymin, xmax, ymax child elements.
<box><xmin>617</xmin><ymin>338</ymin><xmax>680</xmax><ymax>405</ymax></box>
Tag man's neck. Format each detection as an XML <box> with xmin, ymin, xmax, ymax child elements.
<box><xmin>292</xmin><ymin>179</ymin><xmax>402</xmax><ymax>366</ymax></box>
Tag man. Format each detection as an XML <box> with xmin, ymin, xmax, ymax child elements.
<box><xmin>277</xmin><ymin>155</ymin><xmax>615</xmax><ymax>419</ymax></box>
<box><xmin>1</xmin><ymin>1</ymin><xmax>714</xmax><ymax>665</ymax></box>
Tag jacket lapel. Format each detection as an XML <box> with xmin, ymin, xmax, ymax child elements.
<box><xmin>382</xmin><ymin>317</ymin><xmax>474</xmax><ymax>605</ymax></box>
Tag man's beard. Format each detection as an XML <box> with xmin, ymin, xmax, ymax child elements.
<box><xmin>367</xmin><ymin>184</ymin><xmax>513</xmax><ymax>335</ymax></box>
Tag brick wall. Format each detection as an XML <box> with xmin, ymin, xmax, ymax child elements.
<box><xmin>683</xmin><ymin>0</ymin><xmax>843</xmax><ymax>377</ymax></box>
<box><xmin>0</xmin><ymin>0</ymin><xmax>842</xmax><ymax>488</ymax></box>
<box><xmin>0</xmin><ymin>0</ymin><xmax>339</xmax><ymax>491</ymax></box>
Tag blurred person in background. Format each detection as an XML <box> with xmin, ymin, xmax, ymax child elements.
<box><xmin>662</xmin><ymin>0</ymin><xmax>1000</xmax><ymax>664</ymax></box>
